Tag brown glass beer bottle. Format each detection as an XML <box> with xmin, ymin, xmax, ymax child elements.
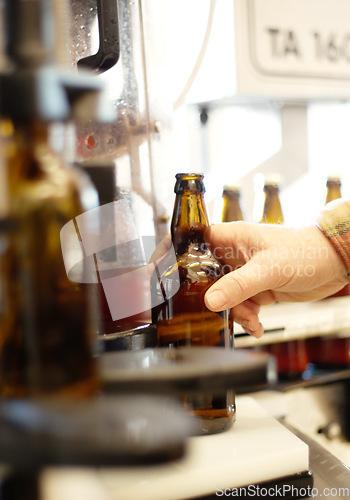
<box><xmin>221</xmin><ymin>185</ymin><xmax>244</xmax><ymax>222</ymax></box>
<box><xmin>259</xmin><ymin>176</ymin><xmax>308</xmax><ymax>379</ymax></box>
<box><xmin>325</xmin><ymin>175</ymin><xmax>342</xmax><ymax>204</ymax></box>
<box><xmin>324</xmin><ymin>175</ymin><xmax>349</xmax><ymax>296</ymax></box>
<box><xmin>0</xmin><ymin>122</ymin><xmax>100</xmax><ymax>398</ymax></box>
<box><xmin>260</xmin><ymin>177</ymin><xmax>284</xmax><ymax>224</ymax></box>
<box><xmin>306</xmin><ymin>175</ymin><xmax>350</xmax><ymax>367</ymax></box>
<box><xmin>0</xmin><ymin>0</ymin><xmax>99</xmax><ymax>397</ymax></box>
<box><xmin>152</xmin><ymin>173</ymin><xmax>235</xmax><ymax>434</ymax></box>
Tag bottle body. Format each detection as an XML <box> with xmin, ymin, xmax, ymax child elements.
<box><xmin>152</xmin><ymin>174</ymin><xmax>235</xmax><ymax>434</ymax></box>
<box><xmin>0</xmin><ymin>121</ymin><xmax>98</xmax><ymax>397</ymax></box>
<box><xmin>264</xmin><ymin>340</ymin><xmax>309</xmax><ymax>380</ymax></box>
<box><xmin>221</xmin><ymin>186</ymin><xmax>243</xmax><ymax>222</ymax></box>
<box><xmin>155</xmin><ymin>243</ymin><xmax>233</xmax><ymax>349</ymax></box>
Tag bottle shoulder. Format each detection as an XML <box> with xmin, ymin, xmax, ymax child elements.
<box><xmin>9</xmin><ymin>156</ymin><xmax>98</xmax><ymax>217</ymax></box>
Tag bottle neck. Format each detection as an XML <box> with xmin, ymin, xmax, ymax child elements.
<box><xmin>6</xmin><ymin>120</ymin><xmax>58</xmax><ymax>185</ymax></box>
<box><xmin>222</xmin><ymin>191</ymin><xmax>243</xmax><ymax>222</ymax></box>
<box><xmin>171</xmin><ymin>191</ymin><xmax>209</xmax><ymax>254</ymax></box>
<box><xmin>261</xmin><ymin>186</ymin><xmax>284</xmax><ymax>224</ymax></box>
<box><xmin>326</xmin><ymin>181</ymin><xmax>341</xmax><ymax>204</ymax></box>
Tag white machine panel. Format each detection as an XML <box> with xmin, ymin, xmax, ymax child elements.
<box><xmin>98</xmin><ymin>397</ymin><xmax>309</xmax><ymax>500</ymax></box>
<box><xmin>234</xmin><ymin>0</ymin><xmax>350</xmax><ymax>99</ymax></box>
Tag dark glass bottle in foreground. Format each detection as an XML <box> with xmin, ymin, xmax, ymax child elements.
<box><xmin>0</xmin><ymin>121</ymin><xmax>99</xmax><ymax>397</ymax></box>
<box><xmin>0</xmin><ymin>0</ymin><xmax>99</xmax><ymax>397</ymax></box>
<box><xmin>152</xmin><ymin>173</ymin><xmax>235</xmax><ymax>434</ymax></box>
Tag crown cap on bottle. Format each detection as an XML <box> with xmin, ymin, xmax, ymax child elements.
<box><xmin>327</xmin><ymin>174</ymin><xmax>341</xmax><ymax>183</ymax></box>
<box><xmin>223</xmin><ymin>184</ymin><xmax>241</xmax><ymax>197</ymax></box>
<box><xmin>174</xmin><ymin>173</ymin><xmax>205</xmax><ymax>194</ymax></box>
<box><xmin>223</xmin><ymin>184</ymin><xmax>240</xmax><ymax>191</ymax></box>
<box><xmin>264</xmin><ymin>173</ymin><xmax>282</xmax><ymax>187</ymax></box>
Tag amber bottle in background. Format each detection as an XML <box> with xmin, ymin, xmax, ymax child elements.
<box><xmin>260</xmin><ymin>178</ymin><xmax>284</xmax><ymax>224</ymax></box>
<box><xmin>306</xmin><ymin>176</ymin><xmax>350</xmax><ymax>368</ymax></box>
<box><xmin>260</xmin><ymin>176</ymin><xmax>309</xmax><ymax>380</ymax></box>
<box><xmin>221</xmin><ymin>185</ymin><xmax>244</xmax><ymax>222</ymax></box>
<box><xmin>324</xmin><ymin>175</ymin><xmax>349</xmax><ymax>297</ymax></box>
<box><xmin>152</xmin><ymin>173</ymin><xmax>235</xmax><ymax>434</ymax></box>
<box><xmin>0</xmin><ymin>0</ymin><xmax>99</xmax><ymax>397</ymax></box>
<box><xmin>325</xmin><ymin>176</ymin><xmax>342</xmax><ymax>204</ymax></box>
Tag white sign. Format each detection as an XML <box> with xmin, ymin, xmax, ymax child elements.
<box><xmin>234</xmin><ymin>0</ymin><xmax>350</xmax><ymax>99</ymax></box>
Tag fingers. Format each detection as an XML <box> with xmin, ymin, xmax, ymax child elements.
<box><xmin>149</xmin><ymin>234</ymin><xmax>171</xmax><ymax>265</ymax></box>
<box><xmin>248</xmin><ymin>291</ymin><xmax>276</xmax><ymax>306</ymax></box>
<box><xmin>204</xmin><ymin>258</ymin><xmax>278</xmax><ymax>311</ymax></box>
<box><xmin>233</xmin><ymin>302</ymin><xmax>260</xmax><ymax>330</ymax></box>
<box><xmin>205</xmin><ymin>221</ymin><xmax>247</xmax><ymax>249</ymax></box>
<box><xmin>232</xmin><ymin>301</ymin><xmax>264</xmax><ymax>339</ymax></box>
<box><xmin>243</xmin><ymin>322</ymin><xmax>264</xmax><ymax>339</ymax></box>
<box><xmin>146</xmin><ymin>235</ymin><xmax>172</xmax><ymax>280</ymax></box>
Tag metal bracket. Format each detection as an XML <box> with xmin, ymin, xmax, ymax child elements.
<box><xmin>78</xmin><ymin>0</ymin><xmax>120</xmax><ymax>75</ymax></box>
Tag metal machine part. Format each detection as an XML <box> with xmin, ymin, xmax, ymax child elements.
<box><xmin>0</xmin><ymin>395</ymin><xmax>193</xmax><ymax>467</ymax></box>
<box><xmin>69</xmin><ymin>0</ymin><xmax>173</xmax><ymax>236</ymax></box>
<box><xmin>100</xmin><ymin>347</ymin><xmax>276</xmax><ymax>395</ymax></box>
<box><xmin>0</xmin><ymin>394</ymin><xmax>194</xmax><ymax>500</ymax></box>
<box><xmin>98</xmin><ymin>323</ymin><xmax>157</xmax><ymax>352</ymax></box>
<box><xmin>77</xmin><ymin>0</ymin><xmax>120</xmax><ymax>74</ymax></box>
<box><xmin>1</xmin><ymin>0</ymin><xmax>112</xmax><ymax>124</ymax></box>
<box><xmin>281</xmin><ymin>419</ymin><xmax>350</xmax><ymax>500</ymax></box>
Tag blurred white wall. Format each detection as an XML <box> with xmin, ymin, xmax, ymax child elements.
<box><xmin>164</xmin><ymin>0</ymin><xmax>350</xmax><ymax>225</ymax></box>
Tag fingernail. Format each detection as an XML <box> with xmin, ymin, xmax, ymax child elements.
<box><xmin>244</xmin><ymin>323</ymin><xmax>264</xmax><ymax>339</ymax></box>
<box><xmin>206</xmin><ymin>289</ymin><xmax>226</xmax><ymax>310</ymax></box>
<box><xmin>242</xmin><ymin>319</ymin><xmax>259</xmax><ymax>332</ymax></box>
<box><xmin>242</xmin><ymin>321</ymin><xmax>254</xmax><ymax>331</ymax></box>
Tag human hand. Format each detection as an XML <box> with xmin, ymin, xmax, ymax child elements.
<box><xmin>204</xmin><ymin>222</ymin><xmax>349</xmax><ymax>338</ymax></box>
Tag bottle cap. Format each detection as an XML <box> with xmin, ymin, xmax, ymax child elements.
<box><xmin>223</xmin><ymin>184</ymin><xmax>240</xmax><ymax>192</ymax></box>
<box><xmin>174</xmin><ymin>173</ymin><xmax>205</xmax><ymax>194</ymax></box>
<box><xmin>175</xmin><ymin>173</ymin><xmax>204</xmax><ymax>181</ymax></box>
<box><xmin>264</xmin><ymin>173</ymin><xmax>283</xmax><ymax>187</ymax></box>
<box><xmin>326</xmin><ymin>174</ymin><xmax>341</xmax><ymax>183</ymax></box>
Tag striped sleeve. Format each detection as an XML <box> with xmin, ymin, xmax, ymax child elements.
<box><xmin>316</xmin><ymin>199</ymin><xmax>350</xmax><ymax>278</ymax></box>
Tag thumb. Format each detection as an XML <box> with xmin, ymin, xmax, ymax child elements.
<box><xmin>205</xmin><ymin>259</ymin><xmax>275</xmax><ymax>311</ymax></box>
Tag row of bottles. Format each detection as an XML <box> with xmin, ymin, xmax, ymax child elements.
<box><xmin>227</xmin><ymin>174</ymin><xmax>350</xmax><ymax>378</ymax></box>
<box><xmin>221</xmin><ymin>175</ymin><xmax>343</xmax><ymax>224</ymax></box>
<box><xmin>221</xmin><ymin>177</ymin><xmax>284</xmax><ymax>224</ymax></box>
<box><xmin>306</xmin><ymin>175</ymin><xmax>350</xmax><ymax>369</ymax></box>
<box><xmin>254</xmin><ymin>177</ymin><xmax>308</xmax><ymax>380</ymax></box>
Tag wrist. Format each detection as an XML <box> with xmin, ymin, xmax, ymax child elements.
<box><xmin>316</xmin><ymin>199</ymin><xmax>350</xmax><ymax>279</ymax></box>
